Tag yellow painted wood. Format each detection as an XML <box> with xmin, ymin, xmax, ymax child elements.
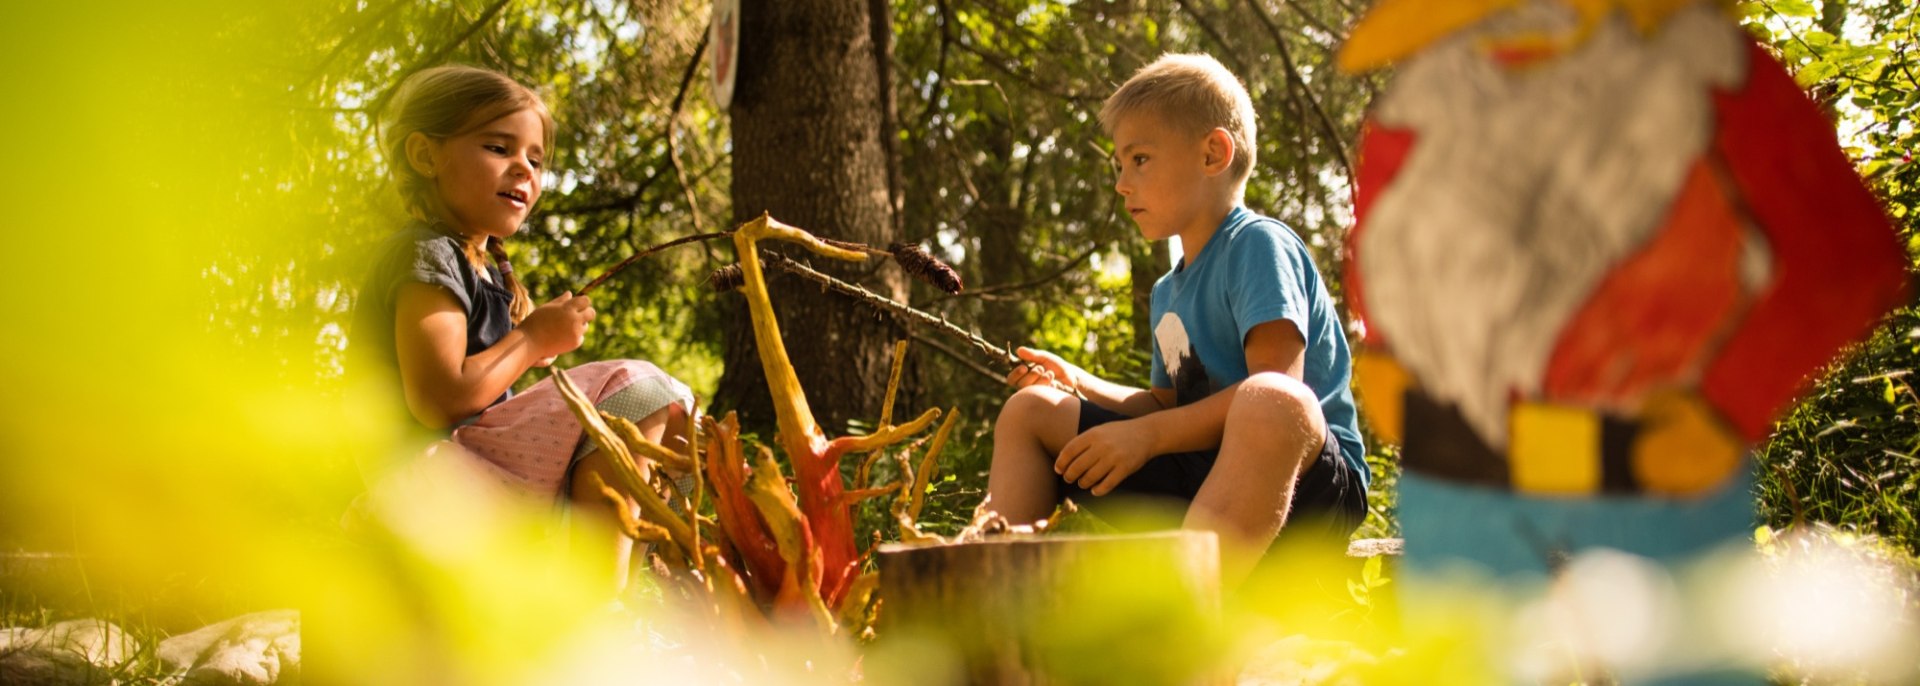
<box><xmin>730</xmin><ymin>213</ymin><xmax>870</xmax><ymax>460</ymax></box>
<box><xmin>1632</xmin><ymin>390</ymin><xmax>1743</xmax><ymax>496</ymax></box>
<box><xmin>1338</xmin><ymin>0</ymin><xmax>1521</xmax><ymax>73</ymax></box>
<box><xmin>1339</xmin><ymin>0</ymin><xmax>1712</xmax><ymax>73</ymax></box>
<box><xmin>1352</xmin><ymin>350</ymin><xmax>1411</xmax><ymax>446</ymax></box>
<box><xmin>1509</xmin><ymin>402</ymin><xmax>1602</xmax><ymax>495</ymax></box>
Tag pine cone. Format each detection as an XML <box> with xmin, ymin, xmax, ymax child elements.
<box><xmin>889</xmin><ymin>242</ymin><xmax>964</xmax><ymax>294</ymax></box>
<box><xmin>708</xmin><ymin>264</ymin><xmax>745</xmax><ymax>292</ymax></box>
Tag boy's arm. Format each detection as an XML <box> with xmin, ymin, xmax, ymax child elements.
<box><xmin>1007</xmin><ymin>346</ymin><xmax>1167</xmax><ymax>417</ymax></box>
<box><xmin>1055</xmin><ymin>320</ymin><xmax>1305</xmax><ymax>495</ymax></box>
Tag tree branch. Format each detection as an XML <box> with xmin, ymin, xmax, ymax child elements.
<box><xmin>872</xmin><ymin>0</ymin><xmax>905</xmax><ymax>235</ymax></box>
<box><xmin>1172</xmin><ymin>0</ymin><xmax>1256</xmax><ymax>79</ymax></box>
<box><xmin>540</xmin><ymin>145</ymin><xmax>727</xmax><ymax>219</ymax></box>
<box><xmin>300</xmin><ymin>0</ymin><xmax>409</xmax><ymax>91</ymax></box>
<box><xmin>950</xmin><ymin>39</ymin><xmax>1103</xmax><ymax>104</ymax></box>
<box><xmin>915</xmin><ymin>0</ymin><xmax>956</xmax><ymax>136</ymax></box>
<box><xmin>908</xmin><ymin>330</ymin><xmax>1009</xmax><ymax>387</ymax></box>
<box><xmin>1320</xmin><ymin>0</ymin><xmax>1362</xmax><ymax>19</ymax></box>
<box><xmin>1249</xmin><ymin>0</ymin><xmax>1357</xmax><ymax>203</ymax></box>
<box><xmin>668</xmin><ymin>23</ymin><xmax>712</xmax><ymax>233</ymax></box>
<box><xmin>369</xmin><ymin>0</ymin><xmax>517</xmax><ymax>117</ymax></box>
<box><xmin>578</xmin><ymin>231</ymin><xmax>734</xmax><ymax>294</ymax></box>
<box><xmin>538</xmin><ymin>159</ymin><xmax>669</xmax><ymax>217</ymax></box>
<box><xmin>940</xmin><ymin>242</ymin><xmax>1099</xmax><ymax>300</ymax></box>
<box><xmin>760</xmin><ymin>253</ymin><xmax>1015</xmax><ymax>367</ymax></box>
<box><xmin>1278</xmin><ymin>0</ymin><xmax>1348</xmax><ymax>43</ymax></box>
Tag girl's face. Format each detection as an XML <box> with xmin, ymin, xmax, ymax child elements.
<box><xmin>429</xmin><ymin>108</ymin><xmax>546</xmax><ymax>240</ymax></box>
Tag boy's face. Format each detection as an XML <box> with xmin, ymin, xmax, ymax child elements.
<box><xmin>1110</xmin><ymin>112</ymin><xmax>1215</xmax><ymax>242</ymax></box>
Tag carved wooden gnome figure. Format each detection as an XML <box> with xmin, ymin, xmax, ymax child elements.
<box><xmin>1338</xmin><ymin>0</ymin><xmax>1909</xmax><ymax>681</ymax></box>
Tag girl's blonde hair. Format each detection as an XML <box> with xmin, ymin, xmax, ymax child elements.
<box><xmin>380</xmin><ymin>65</ymin><xmax>555</xmax><ymax>323</ymax></box>
<box><xmin>1099</xmin><ymin>53</ymin><xmax>1258</xmax><ymax>187</ymax></box>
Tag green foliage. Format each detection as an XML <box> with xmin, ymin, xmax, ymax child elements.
<box><xmin>892</xmin><ymin>0</ymin><xmax>1374</xmax><ymax>395</ymax></box>
<box><xmin>1757</xmin><ymin>311</ymin><xmax>1920</xmax><ymax>552</ymax></box>
<box><xmin>1028</xmin><ymin>263</ymin><xmax>1152</xmax><ymax>383</ymax></box>
<box><xmin>1744</xmin><ymin>0</ymin><xmax>1920</xmax><ymax>555</ymax></box>
<box><xmin>208</xmin><ymin>0</ymin><xmax>733</xmax><ymax>400</ymax></box>
<box><xmin>19</xmin><ymin>0</ymin><xmax>1918</xmax><ymax>681</ymax></box>
<box><xmin>1354</xmin><ymin>449</ymin><xmax>1402</xmax><ymax>541</ymax></box>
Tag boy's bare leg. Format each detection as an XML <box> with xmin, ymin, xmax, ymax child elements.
<box><xmin>567</xmin><ymin>402</ymin><xmax>689</xmax><ymax>595</ymax></box>
<box><xmin>987</xmin><ymin>386</ymin><xmax>1082</xmax><ymax>523</ymax></box>
<box><xmin>1184</xmin><ymin>372</ymin><xmax>1327</xmax><ymax>587</ymax></box>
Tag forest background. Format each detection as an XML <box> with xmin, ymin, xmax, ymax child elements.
<box><xmin>2</xmin><ymin>0</ymin><xmax>1916</xmax><ymax>628</ymax></box>
<box><xmin>203</xmin><ymin>0</ymin><xmax>1920</xmax><ymax>549</ymax></box>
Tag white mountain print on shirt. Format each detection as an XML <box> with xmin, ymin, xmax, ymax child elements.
<box><xmin>1156</xmin><ymin>313</ymin><xmax>1212</xmax><ymax>406</ymax></box>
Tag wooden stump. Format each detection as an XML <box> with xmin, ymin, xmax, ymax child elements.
<box><xmin>877</xmin><ymin>531</ymin><xmax>1225</xmax><ymax>685</ymax></box>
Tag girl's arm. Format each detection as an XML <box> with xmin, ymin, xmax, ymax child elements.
<box><xmin>392</xmin><ymin>283</ymin><xmax>593</xmax><ymax>428</ymax></box>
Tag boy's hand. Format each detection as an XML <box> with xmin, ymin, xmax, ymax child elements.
<box><xmin>520</xmin><ymin>291</ymin><xmax>595</xmax><ymax>358</ymax></box>
<box><xmin>1006</xmin><ymin>347</ymin><xmax>1079</xmax><ymax>393</ymax></box>
<box><xmin>1055</xmin><ymin>418</ymin><xmax>1154</xmax><ymax>496</ymax></box>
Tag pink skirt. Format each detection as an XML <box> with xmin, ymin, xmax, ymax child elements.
<box><xmin>451</xmin><ymin>360</ymin><xmax>692</xmax><ymax>499</ymax></box>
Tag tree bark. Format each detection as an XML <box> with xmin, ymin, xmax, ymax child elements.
<box><xmin>716</xmin><ymin>0</ymin><xmax>905</xmax><ymax>432</ymax></box>
<box><xmin>877</xmin><ymin>531</ymin><xmax>1224</xmax><ymax>685</ymax></box>
<box><xmin>1815</xmin><ymin>0</ymin><xmax>1849</xmax><ymax>121</ymax></box>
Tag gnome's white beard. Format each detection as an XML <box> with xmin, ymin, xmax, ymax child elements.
<box><xmin>1357</xmin><ymin>4</ymin><xmax>1748</xmax><ymax>449</ymax></box>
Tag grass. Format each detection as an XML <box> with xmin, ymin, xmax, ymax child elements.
<box><xmin>1</xmin><ymin>570</ymin><xmax>183</xmax><ymax>685</ymax></box>
<box><xmin>1756</xmin><ymin>308</ymin><xmax>1920</xmax><ymax>556</ymax></box>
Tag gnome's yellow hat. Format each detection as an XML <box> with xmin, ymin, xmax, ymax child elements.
<box><xmin>1337</xmin><ymin>0</ymin><xmax>1712</xmax><ymax>73</ymax></box>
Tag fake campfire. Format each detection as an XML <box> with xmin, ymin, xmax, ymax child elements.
<box><xmin>551</xmin><ymin>214</ymin><xmax>987</xmax><ymax>636</ymax></box>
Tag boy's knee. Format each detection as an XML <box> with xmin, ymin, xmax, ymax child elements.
<box><xmin>997</xmin><ymin>385</ymin><xmax>1074</xmax><ymax>426</ymax></box>
<box><xmin>1232</xmin><ymin>372</ymin><xmax>1326</xmax><ymax>436</ymax></box>
<box><xmin>1002</xmin><ymin>384</ymin><xmax>1070</xmax><ymax>411</ymax></box>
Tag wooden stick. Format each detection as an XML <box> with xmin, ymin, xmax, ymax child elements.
<box><xmin>909</xmin><ymin>330</ymin><xmax>1011</xmax><ymax>387</ymax></box>
<box><xmin>763</xmin><ymin>253</ymin><xmax>1075</xmax><ymax>396</ymax></box>
<box><xmin>908</xmin><ymin>409</ymin><xmax>960</xmax><ymax>522</ymax></box>
<box><xmin>880</xmin><ymin>339</ymin><xmax>909</xmax><ymax>428</ymax></box>
<box><xmin>763</xmin><ymin>253</ymin><xmax>1010</xmax><ymax>365</ymax></box>
<box><xmin>576</xmin><ymin>230</ymin><xmax>733</xmax><ymax>295</ymax></box>
<box><xmin>580</xmin><ymin>223</ymin><xmax>1057</xmax><ymax>392</ymax></box>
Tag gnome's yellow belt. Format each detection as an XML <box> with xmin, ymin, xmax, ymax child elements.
<box><xmin>1397</xmin><ymin>389</ymin><xmax>1734</xmax><ymax>497</ymax></box>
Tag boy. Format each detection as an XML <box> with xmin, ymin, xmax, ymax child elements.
<box><xmin>986</xmin><ymin>53</ymin><xmax>1367</xmax><ymax>585</ymax></box>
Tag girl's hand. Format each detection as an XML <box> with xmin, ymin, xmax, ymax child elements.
<box><xmin>520</xmin><ymin>292</ymin><xmax>595</xmax><ymax>358</ymax></box>
<box><xmin>1006</xmin><ymin>346</ymin><xmax>1079</xmax><ymax>393</ymax></box>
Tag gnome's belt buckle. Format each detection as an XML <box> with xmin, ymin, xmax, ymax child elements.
<box><xmin>1399</xmin><ymin>391</ymin><xmax>1645</xmax><ymax>496</ymax></box>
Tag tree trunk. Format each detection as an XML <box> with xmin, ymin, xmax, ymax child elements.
<box><xmin>1815</xmin><ymin>0</ymin><xmax>1849</xmax><ymax>120</ymax></box>
<box><xmin>877</xmin><ymin>532</ymin><xmax>1225</xmax><ymax>685</ymax></box>
<box><xmin>716</xmin><ymin>0</ymin><xmax>905</xmax><ymax>432</ymax></box>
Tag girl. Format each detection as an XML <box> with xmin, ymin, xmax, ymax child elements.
<box><xmin>351</xmin><ymin>65</ymin><xmax>692</xmax><ymax>593</ymax></box>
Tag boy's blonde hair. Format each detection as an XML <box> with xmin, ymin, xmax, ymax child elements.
<box><xmin>380</xmin><ymin>65</ymin><xmax>554</xmax><ymax>323</ymax></box>
<box><xmin>1099</xmin><ymin>53</ymin><xmax>1258</xmax><ymax>185</ymax></box>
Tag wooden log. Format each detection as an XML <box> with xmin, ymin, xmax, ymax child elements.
<box><xmin>877</xmin><ymin>531</ymin><xmax>1225</xmax><ymax>685</ymax></box>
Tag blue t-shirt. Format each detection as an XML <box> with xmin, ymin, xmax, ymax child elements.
<box><xmin>1149</xmin><ymin>206</ymin><xmax>1367</xmax><ymax>485</ymax></box>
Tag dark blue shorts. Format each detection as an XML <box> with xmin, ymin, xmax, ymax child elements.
<box><xmin>1063</xmin><ymin>402</ymin><xmax>1367</xmax><ymax>548</ymax></box>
